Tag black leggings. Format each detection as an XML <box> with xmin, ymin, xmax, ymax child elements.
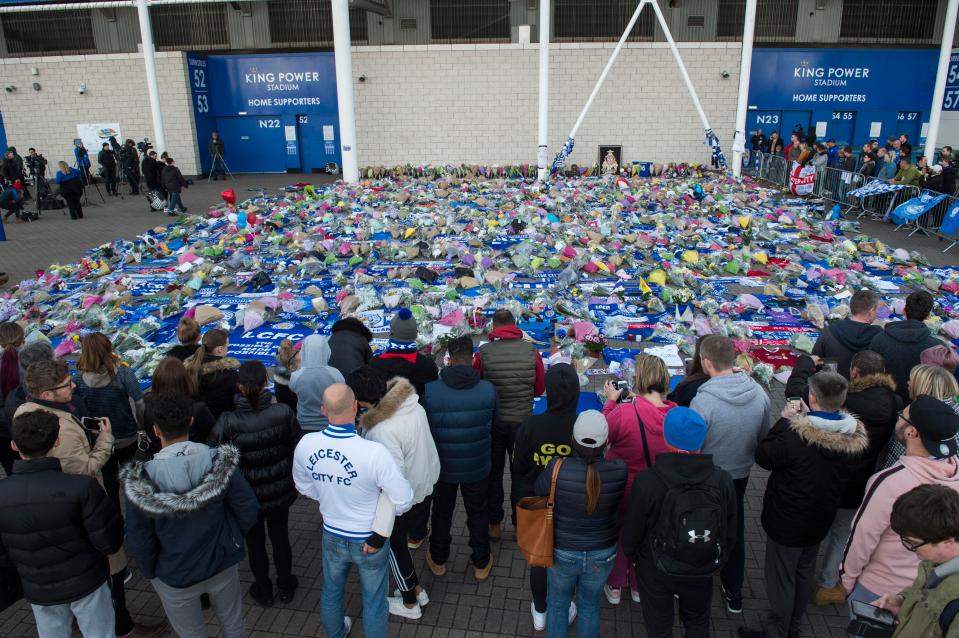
<box><xmin>101</xmin><ymin>444</ymin><xmax>137</xmax><ymax>509</ymax></box>
<box><xmin>247</xmin><ymin>506</ymin><xmax>294</xmax><ymax>588</ymax></box>
<box><xmin>531</xmin><ymin>566</ymin><xmax>547</xmax><ymax>613</ymax></box>
<box><xmin>63</xmin><ymin>192</ymin><xmax>83</xmax><ymax>219</ymax></box>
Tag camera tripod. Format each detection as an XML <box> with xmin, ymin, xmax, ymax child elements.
<box><xmin>208</xmin><ymin>152</ymin><xmax>234</xmax><ymax>183</ymax></box>
<box><xmin>73</xmin><ymin>155</ymin><xmax>105</xmax><ymax>206</ymax></box>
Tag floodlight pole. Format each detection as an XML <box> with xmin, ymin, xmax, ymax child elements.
<box><xmin>536</xmin><ymin>0</ymin><xmax>551</xmax><ymax>181</ymax></box>
<box><xmin>732</xmin><ymin>0</ymin><xmax>756</xmax><ymax>178</ymax></box>
<box><xmin>925</xmin><ymin>0</ymin><xmax>959</xmax><ymax>165</ymax></box>
<box><xmin>332</xmin><ymin>0</ymin><xmax>359</xmax><ymax>183</ymax></box>
<box><xmin>136</xmin><ymin>0</ymin><xmax>167</xmax><ymax>154</ymax></box>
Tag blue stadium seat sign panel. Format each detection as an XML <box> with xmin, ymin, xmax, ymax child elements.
<box><xmin>187</xmin><ymin>52</ymin><xmax>339</xmax><ymax>174</ymax></box>
<box><xmin>748</xmin><ymin>48</ymin><xmax>938</xmax><ymax>147</ymax></box>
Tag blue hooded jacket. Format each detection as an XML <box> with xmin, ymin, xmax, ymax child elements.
<box><xmin>121</xmin><ymin>442</ymin><xmax>258</xmax><ymax>588</ymax></box>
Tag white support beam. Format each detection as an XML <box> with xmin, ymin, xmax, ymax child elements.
<box><xmin>332</xmin><ymin>0</ymin><xmax>359</xmax><ymax>183</ymax></box>
<box><xmin>925</xmin><ymin>0</ymin><xmax>959</xmax><ymax>164</ymax></box>
<box><xmin>732</xmin><ymin>0</ymin><xmax>756</xmax><ymax>178</ymax></box>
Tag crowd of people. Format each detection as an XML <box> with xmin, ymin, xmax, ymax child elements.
<box><xmin>750</xmin><ymin>127</ymin><xmax>958</xmax><ymax>196</ymax></box>
<box><xmin>0</xmin><ymin>134</ymin><xmax>212</xmax><ymax>224</ymax></box>
<box><xmin>0</xmin><ymin>292</ymin><xmax>958</xmax><ymax>638</ymax></box>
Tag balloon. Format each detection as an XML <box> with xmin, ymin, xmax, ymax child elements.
<box><xmin>237</xmin><ymin>213</ymin><xmax>247</xmax><ymax>229</ymax></box>
<box><xmin>221</xmin><ymin>188</ymin><xmax>236</xmax><ymax>207</ymax></box>
<box><xmin>246</xmin><ymin>209</ymin><xmax>257</xmax><ymax>225</ymax></box>
<box><xmin>227</xmin><ymin>213</ymin><xmax>238</xmax><ymax>223</ymax></box>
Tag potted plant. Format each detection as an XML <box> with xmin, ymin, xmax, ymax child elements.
<box><xmin>582</xmin><ymin>332</ymin><xmax>607</xmax><ymax>358</ymax></box>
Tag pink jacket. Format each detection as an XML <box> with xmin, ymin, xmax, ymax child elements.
<box><xmin>841</xmin><ymin>455</ymin><xmax>959</xmax><ymax>596</ymax></box>
<box><xmin>602</xmin><ymin>396</ymin><xmax>676</xmax><ymax>502</ymax></box>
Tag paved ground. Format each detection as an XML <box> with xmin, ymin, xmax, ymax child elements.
<box><xmin>0</xmin><ymin>172</ymin><xmax>953</xmax><ymax>637</ymax></box>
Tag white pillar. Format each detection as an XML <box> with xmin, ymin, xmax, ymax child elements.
<box><xmin>332</xmin><ymin>0</ymin><xmax>359</xmax><ymax>183</ymax></box>
<box><xmin>536</xmin><ymin>0</ymin><xmax>551</xmax><ymax>181</ymax></box>
<box><xmin>732</xmin><ymin>0</ymin><xmax>756</xmax><ymax>178</ymax></box>
<box><xmin>925</xmin><ymin>0</ymin><xmax>959</xmax><ymax>165</ymax></box>
<box><xmin>135</xmin><ymin>0</ymin><xmax>166</xmax><ymax>154</ymax></box>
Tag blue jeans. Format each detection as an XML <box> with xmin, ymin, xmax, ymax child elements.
<box><xmin>32</xmin><ymin>580</ymin><xmax>114</xmax><ymax>638</ymax></box>
<box><xmin>547</xmin><ymin>545</ymin><xmax>617</xmax><ymax>638</ymax></box>
<box><xmin>321</xmin><ymin>531</ymin><xmax>390</xmax><ymax>638</ymax></box>
<box><xmin>167</xmin><ymin>191</ymin><xmax>184</xmax><ymax>212</ymax></box>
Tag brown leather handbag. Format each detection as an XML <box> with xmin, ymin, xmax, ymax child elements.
<box><xmin>515</xmin><ymin>458</ymin><xmax>565</xmax><ymax>568</ymax></box>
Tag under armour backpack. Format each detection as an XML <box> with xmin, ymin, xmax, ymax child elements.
<box><xmin>649</xmin><ymin>469</ymin><xmax>729</xmax><ymax>578</ymax></box>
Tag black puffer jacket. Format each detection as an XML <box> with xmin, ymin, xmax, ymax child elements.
<box><xmin>208</xmin><ymin>391</ymin><xmax>302</xmax><ymax>513</ymax></box>
<box><xmin>328</xmin><ymin>318</ymin><xmax>374</xmax><ymax>378</ymax></box>
<box><xmin>812</xmin><ymin>319</ymin><xmax>882</xmax><ymax>379</ymax></box>
<box><xmin>161</xmin><ymin>164</ymin><xmax>188</xmax><ymax>194</ymax></box>
<box><xmin>841</xmin><ymin>373</ymin><xmax>902</xmax><ymax>509</ymax></box>
<box><xmin>667</xmin><ymin>375</ymin><xmax>708</xmax><ymax>408</ymax></box>
<box><xmin>0</xmin><ymin>457</ymin><xmax>122</xmax><ymax>605</ymax></box>
<box><xmin>512</xmin><ymin>364</ymin><xmax>579</xmax><ymax>500</ymax></box>
<box><xmin>535</xmin><ymin>455</ymin><xmax>627</xmax><ymax>551</ymax></box>
<box><xmin>756</xmin><ymin>412</ymin><xmax>870</xmax><ymax>547</ymax></box>
<box><xmin>870</xmin><ymin>320</ymin><xmax>943</xmax><ymax>403</ymax></box>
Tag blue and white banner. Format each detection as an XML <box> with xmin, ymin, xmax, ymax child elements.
<box><xmin>848</xmin><ymin>181</ymin><xmax>910</xmax><ymax>198</ymax></box>
<box><xmin>890</xmin><ymin>192</ymin><xmax>948</xmax><ymax>225</ymax></box>
<box><xmin>940</xmin><ymin>201</ymin><xmax>959</xmax><ymax>236</ymax></box>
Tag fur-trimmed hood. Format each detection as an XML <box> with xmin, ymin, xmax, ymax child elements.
<box><xmin>121</xmin><ymin>442</ymin><xmax>240</xmax><ymax>519</ymax></box>
<box><xmin>360</xmin><ymin>377</ymin><xmax>418</xmax><ymax>430</ymax></box>
<box><xmin>200</xmin><ymin>356</ymin><xmax>240</xmax><ymax>375</ymax></box>
<box><xmin>849</xmin><ymin>372</ymin><xmax>897</xmax><ymax>395</ymax></box>
<box><xmin>788</xmin><ymin>411</ymin><xmax>870</xmax><ymax>455</ymax></box>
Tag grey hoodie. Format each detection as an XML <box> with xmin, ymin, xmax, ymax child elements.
<box><xmin>145</xmin><ymin>440</ymin><xmax>214</xmax><ymax>493</ymax></box>
<box><xmin>690</xmin><ymin>372</ymin><xmax>772</xmax><ymax>479</ymax></box>
<box><xmin>289</xmin><ymin>335</ymin><xmax>345</xmax><ymax>430</ymax></box>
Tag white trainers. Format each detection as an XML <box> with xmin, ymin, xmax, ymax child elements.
<box><xmin>630</xmin><ymin>588</ymin><xmax>641</xmax><ymax>604</ymax></box>
<box><xmin>387</xmin><ymin>597</ymin><xmax>423</xmax><ymax>619</ymax></box>
<box><xmin>530</xmin><ymin>602</ymin><xmax>546</xmax><ymax>631</ymax></box>
<box><xmin>343</xmin><ymin>616</ymin><xmax>353</xmax><ymax>636</ymax></box>
<box><xmin>604</xmin><ymin>584</ymin><xmax>621</xmax><ymax>605</ymax></box>
<box><xmin>392</xmin><ymin>588</ymin><xmax>430</xmax><ymax>607</ymax></box>
<box><xmin>530</xmin><ymin>602</ymin><xmax>577</xmax><ymax>631</ymax></box>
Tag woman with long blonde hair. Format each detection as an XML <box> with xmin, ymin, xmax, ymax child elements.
<box><xmin>876</xmin><ymin>364</ymin><xmax>959</xmax><ymax>470</ymax></box>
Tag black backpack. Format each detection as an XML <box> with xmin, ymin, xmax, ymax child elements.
<box><xmin>649</xmin><ymin>468</ymin><xmax>729</xmax><ymax>578</ymax></box>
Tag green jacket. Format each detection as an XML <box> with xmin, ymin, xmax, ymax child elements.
<box><xmin>894</xmin><ymin>165</ymin><xmax>924</xmax><ymax>187</ymax></box>
<box><xmin>893</xmin><ymin>560</ymin><xmax>959</xmax><ymax>638</ymax></box>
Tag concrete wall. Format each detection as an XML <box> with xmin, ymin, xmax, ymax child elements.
<box><xmin>0</xmin><ymin>51</ymin><xmax>199</xmax><ymax>175</ymax></box>
<box><xmin>351</xmin><ymin>42</ymin><xmax>742</xmax><ymax>167</ymax></box>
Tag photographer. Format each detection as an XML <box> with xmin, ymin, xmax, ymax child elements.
<box><xmin>1</xmin><ymin>150</ymin><xmax>19</xmax><ymax>188</ymax></box>
<box><xmin>73</xmin><ymin>141</ymin><xmax>92</xmax><ymax>185</ymax></box>
<box><xmin>870</xmin><ymin>484</ymin><xmax>959</xmax><ymax>638</ymax></box>
<box><xmin>54</xmin><ymin>161</ymin><xmax>85</xmax><ymax>220</ymax></box>
<box><xmin>98</xmin><ymin>142</ymin><xmax>118</xmax><ymax>196</ymax></box>
<box><xmin>120</xmin><ymin>139</ymin><xmax>140</xmax><ymax>195</ymax></box>
<box><xmin>209</xmin><ymin>132</ymin><xmax>226</xmax><ymax>180</ymax></box>
<box><xmin>0</xmin><ymin>182</ymin><xmax>24</xmax><ymax>222</ymax></box>
<box><xmin>5</xmin><ymin>147</ymin><xmax>29</xmax><ymax>200</ymax></box>
<box><xmin>25</xmin><ymin>148</ymin><xmax>46</xmax><ymax>178</ymax></box>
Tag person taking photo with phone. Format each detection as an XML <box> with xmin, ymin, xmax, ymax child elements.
<box><xmin>871</xmin><ymin>484</ymin><xmax>959</xmax><ymax>637</ymax></box>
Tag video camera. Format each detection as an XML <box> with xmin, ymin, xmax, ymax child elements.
<box><xmin>25</xmin><ymin>153</ymin><xmax>47</xmax><ymax>175</ymax></box>
<box><xmin>136</xmin><ymin>138</ymin><xmax>153</xmax><ymax>154</ymax></box>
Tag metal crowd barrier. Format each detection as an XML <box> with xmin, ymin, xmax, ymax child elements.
<box><xmin>895</xmin><ymin>190</ymin><xmax>959</xmax><ymax>251</ymax></box>
<box><xmin>812</xmin><ymin>165</ymin><xmax>865</xmax><ymax>216</ymax></box>
<box><xmin>840</xmin><ymin>176</ymin><xmax>921</xmax><ymax>223</ymax></box>
<box><xmin>751</xmin><ymin>151</ymin><xmax>790</xmax><ymax>189</ymax></box>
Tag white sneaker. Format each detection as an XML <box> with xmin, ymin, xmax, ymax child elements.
<box><xmin>343</xmin><ymin>616</ymin><xmax>353</xmax><ymax>636</ymax></box>
<box><xmin>530</xmin><ymin>602</ymin><xmax>546</xmax><ymax>631</ymax></box>
<box><xmin>387</xmin><ymin>597</ymin><xmax>423</xmax><ymax>619</ymax></box>
<box><xmin>568</xmin><ymin>601</ymin><xmax>577</xmax><ymax>625</ymax></box>
<box><xmin>630</xmin><ymin>588</ymin><xmax>641</xmax><ymax>604</ymax></box>
<box><xmin>604</xmin><ymin>584</ymin><xmax>621</xmax><ymax>605</ymax></box>
<box><xmin>393</xmin><ymin>588</ymin><xmax>430</xmax><ymax>607</ymax></box>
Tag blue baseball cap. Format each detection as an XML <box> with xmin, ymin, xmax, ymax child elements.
<box><xmin>663</xmin><ymin>407</ymin><xmax>708</xmax><ymax>452</ymax></box>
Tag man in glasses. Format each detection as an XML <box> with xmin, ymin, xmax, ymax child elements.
<box><xmin>14</xmin><ymin>359</ymin><xmax>113</xmax><ymax>478</ymax></box>
<box><xmin>842</xmin><ymin>395</ymin><xmax>959</xmax><ymax>621</ymax></box>
<box><xmin>871</xmin><ymin>484</ymin><xmax>959</xmax><ymax>637</ymax></box>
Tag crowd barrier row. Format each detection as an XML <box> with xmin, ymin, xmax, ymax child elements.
<box><xmin>744</xmin><ymin>152</ymin><xmax>958</xmax><ymax>253</ymax></box>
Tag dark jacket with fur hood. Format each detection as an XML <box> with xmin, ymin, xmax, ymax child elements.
<box><xmin>121</xmin><ymin>442</ymin><xmax>259</xmax><ymax>588</ymax></box>
<box><xmin>756</xmin><ymin>411</ymin><xmax>870</xmax><ymax>547</ymax></box>
<box><xmin>841</xmin><ymin>373</ymin><xmax>902</xmax><ymax>509</ymax></box>
<box><xmin>194</xmin><ymin>355</ymin><xmax>240</xmax><ymax>419</ymax></box>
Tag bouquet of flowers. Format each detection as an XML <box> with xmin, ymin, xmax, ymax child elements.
<box><xmin>582</xmin><ymin>332</ymin><xmax>607</xmax><ymax>354</ymax></box>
